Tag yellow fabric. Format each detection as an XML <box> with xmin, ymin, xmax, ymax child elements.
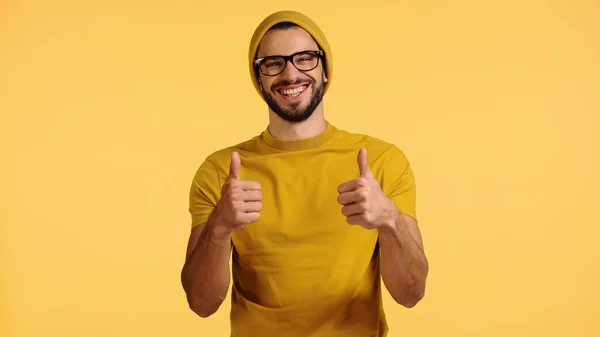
<box><xmin>248</xmin><ymin>10</ymin><xmax>333</xmax><ymax>100</ymax></box>
<box><xmin>189</xmin><ymin>122</ymin><xmax>417</xmax><ymax>337</ymax></box>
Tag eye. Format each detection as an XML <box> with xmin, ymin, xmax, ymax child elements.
<box><xmin>262</xmin><ymin>57</ymin><xmax>284</xmax><ymax>68</ymax></box>
<box><xmin>295</xmin><ymin>53</ymin><xmax>317</xmax><ymax>63</ymax></box>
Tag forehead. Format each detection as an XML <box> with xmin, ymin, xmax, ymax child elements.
<box><xmin>256</xmin><ymin>27</ymin><xmax>320</xmax><ymax>58</ymax></box>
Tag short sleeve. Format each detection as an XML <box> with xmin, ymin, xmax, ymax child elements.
<box><xmin>188</xmin><ymin>157</ymin><xmax>223</xmax><ymax>229</ymax></box>
<box><xmin>380</xmin><ymin>145</ymin><xmax>417</xmax><ymax>221</ymax></box>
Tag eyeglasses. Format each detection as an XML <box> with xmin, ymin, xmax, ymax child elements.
<box><xmin>254</xmin><ymin>50</ymin><xmax>324</xmax><ymax>76</ymax></box>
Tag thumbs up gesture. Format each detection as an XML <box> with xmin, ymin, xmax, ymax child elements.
<box><xmin>211</xmin><ymin>151</ymin><xmax>263</xmax><ymax>237</ymax></box>
<box><xmin>337</xmin><ymin>148</ymin><xmax>394</xmax><ymax>229</ymax></box>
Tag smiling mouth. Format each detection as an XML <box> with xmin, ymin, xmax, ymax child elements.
<box><xmin>277</xmin><ymin>85</ymin><xmax>308</xmax><ymax>98</ymax></box>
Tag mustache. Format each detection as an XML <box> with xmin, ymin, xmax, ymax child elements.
<box><xmin>272</xmin><ymin>78</ymin><xmax>314</xmax><ymax>90</ymax></box>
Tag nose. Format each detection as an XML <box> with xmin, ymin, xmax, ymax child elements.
<box><xmin>280</xmin><ymin>59</ymin><xmax>302</xmax><ymax>79</ymax></box>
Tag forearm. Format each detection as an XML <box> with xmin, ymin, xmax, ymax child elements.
<box><xmin>377</xmin><ymin>207</ymin><xmax>429</xmax><ymax>308</ymax></box>
<box><xmin>181</xmin><ymin>214</ymin><xmax>232</xmax><ymax>317</ymax></box>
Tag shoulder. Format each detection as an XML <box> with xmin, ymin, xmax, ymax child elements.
<box><xmin>194</xmin><ymin>135</ymin><xmax>263</xmax><ymax>177</ymax></box>
<box><xmin>332</xmin><ymin>126</ymin><xmax>410</xmax><ymax>165</ymax></box>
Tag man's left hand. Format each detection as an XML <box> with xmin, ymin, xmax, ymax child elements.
<box><xmin>337</xmin><ymin>148</ymin><xmax>396</xmax><ymax>230</ymax></box>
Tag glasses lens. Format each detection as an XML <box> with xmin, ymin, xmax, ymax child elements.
<box><xmin>293</xmin><ymin>52</ymin><xmax>319</xmax><ymax>71</ymax></box>
<box><xmin>259</xmin><ymin>57</ymin><xmax>285</xmax><ymax>76</ymax></box>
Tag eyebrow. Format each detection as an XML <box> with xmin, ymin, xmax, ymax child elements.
<box><xmin>256</xmin><ymin>46</ymin><xmax>320</xmax><ymax>58</ymax></box>
<box><xmin>256</xmin><ymin>49</ymin><xmax>320</xmax><ymax>58</ymax></box>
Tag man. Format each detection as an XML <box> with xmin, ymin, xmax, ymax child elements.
<box><xmin>181</xmin><ymin>10</ymin><xmax>429</xmax><ymax>337</ymax></box>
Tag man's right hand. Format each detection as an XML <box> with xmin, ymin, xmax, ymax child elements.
<box><xmin>210</xmin><ymin>151</ymin><xmax>263</xmax><ymax>239</ymax></box>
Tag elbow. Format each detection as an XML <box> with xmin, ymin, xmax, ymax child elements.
<box><xmin>186</xmin><ymin>293</ymin><xmax>226</xmax><ymax>318</ymax></box>
<box><xmin>391</xmin><ymin>280</ymin><xmax>426</xmax><ymax>308</ymax></box>
<box><xmin>181</xmin><ymin>273</ymin><xmax>224</xmax><ymax>318</ymax></box>
<box><xmin>400</xmin><ymin>261</ymin><xmax>429</xmax><ymax>308</ymax></box>
<box><xmin>188</xmin><ymin>298</ymin><xmax>219</xmax><ymax>318</ymax></box>
<box><xmin>398</xmin><ymin>287</ymin><xmax>425</xmax><ymax>308</ymax></box>
<box><xmin>191</xmin><ymin>304</ymin><xmax>218</xmax><ymax>318</ymax></box>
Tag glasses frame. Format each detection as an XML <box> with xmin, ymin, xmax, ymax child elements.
<box><xmin>254</xmin><ymin>50</ymin><xmax>325</xmax><ymax>76</ymax></box>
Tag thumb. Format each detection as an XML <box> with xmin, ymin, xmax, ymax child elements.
<box><xmin>357</xmin><ymin>148</ymin><xmax>373</xmax><ymax>177</ymax></box>
<box><xmin>228</xmin><ymin>151</ymin><xmax>241</xmax><ymax>180</ymax></box>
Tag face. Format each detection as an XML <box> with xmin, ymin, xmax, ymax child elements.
<box><xmin>255</xmin><ymin>27</ymin><xmax>328</xmax><ymax>123</ymax></box>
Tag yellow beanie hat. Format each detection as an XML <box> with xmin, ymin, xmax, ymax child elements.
<box><xmin>248</xmin><ymin>10</ymin><xmax>333</xmax><ymax>100</ymax></box>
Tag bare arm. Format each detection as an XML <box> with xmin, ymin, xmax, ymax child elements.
<box><xmin>377</xmin><ymin>205</ymin><xmax>428</xmax><ymax>308</ymax></box>
<box><xmin>181</xmin><ymin>211</ymin><xmax>232</xmax><ymax>318</ymax></box>
<box><xmin>181</xmin><ymin>151</ymin><xmax>262</xmax><ymax>318</ymax></box>
<box><xmin>337</xmin><ymin>148</ymin><xmax>428</xmax><ymax>308</ymax></box>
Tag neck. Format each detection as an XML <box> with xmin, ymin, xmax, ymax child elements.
<box><xmin>267</xmin><ymin>105</ymin><xmax>327</xmax><ymax>140</ymax></box>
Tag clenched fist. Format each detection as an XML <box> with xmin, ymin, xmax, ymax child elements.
<box><xmin>337</xmin><ymin>148</ymin><xmax>395</xmax><ymax>230</ymax></box>
<box><xmin>211</xmin><ymin>151</ymin><xmax>262</xmax><ymax>238</ymax></box>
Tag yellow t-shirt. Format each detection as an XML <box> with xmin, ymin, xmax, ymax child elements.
<box><xmin>189</xmin><ymin>121</ymin><xmax>417</xmax><ymax>337</ymax></box>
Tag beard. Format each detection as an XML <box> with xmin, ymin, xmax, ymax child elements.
<box><xmin>261</xmin><ymin>74</ymin><xmax>325</xmax><ymax>124</ymax></box>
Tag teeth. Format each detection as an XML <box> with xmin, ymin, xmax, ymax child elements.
<box><xmin>280</xmin><ymin>86</ymin><xmax>306</xmax><ymax>97</ymax></box>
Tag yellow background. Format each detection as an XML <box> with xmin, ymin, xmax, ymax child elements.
<box><xmin>1</xmin><ymin>0</ymin><xmax>599</xmax><ymax>336</ymax></box>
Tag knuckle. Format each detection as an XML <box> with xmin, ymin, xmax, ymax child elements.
<box><xmin>237</xmin><ymin>200</ymin><xmax>246</xmax><ymax>210</ymax></box>
<box><xmin>359</xmin><ymin>190</ymin><xmax>369</xmax><ymax>199</ymax></box>
<box><xmin>233</xmin><ymin>212</ymin><xmax>245</xmax><ymax>224</ymax></box>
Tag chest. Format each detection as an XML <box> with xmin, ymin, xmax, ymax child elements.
<box><xmin>231</xmin><ymin>153</ymin><xmax>375</xmax><ymax>256</ymax></box>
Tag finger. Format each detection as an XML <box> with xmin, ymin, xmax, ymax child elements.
<box><xmin>337</xmin><ymin>178</ymin><xmax>367</xmax><ymax>194</ymax></box>
<box><xmin>240</xmin><ymin>212</ymin><xmax>260</xmax><ymax>224</ymax></box>
<box><xmin>357</xmin><ymin>148</ymin><xmax>373</xmax><ymax>178</ymax></box>
<box><xmin>233</xmin><ymin>180</ymin><xmax>262</xmax><ymax>191</ymax></box>
<box><xmin>337</xmin><ymin>190</ymin><xmax>364</xmax><ymax>205</ymax></box>
<box><xmin>337</xmin><ymin>179</ymin><xmax>359</xmax><ymax>194</ymax></box>
<box><xmin>341</xmin><ymin>202</ymin><xmax>365</xmax><ymax>217</ymax></box>
<box><xmin>345</xmin><ymin>214</ymin><xmax>363</xmax><ymax>225</ymax></box>
<box><xmin>229</xmin><ymin>189</ymin><xmax>262</xmax><ymax>202</ymax></box>
<box><xmin>242</xmin><ymin>201</ymin><xmax>262</xmax><ymax>212</ymax></box>
<box><xmin>228</xmin><ymin>151</ymin><xmax>241</xmax><ymax>180</ymax></box>
<box><xmin>242</xmin><ymin>190</ymin><xmax>263</xmax><ymax>202</ymax></box>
